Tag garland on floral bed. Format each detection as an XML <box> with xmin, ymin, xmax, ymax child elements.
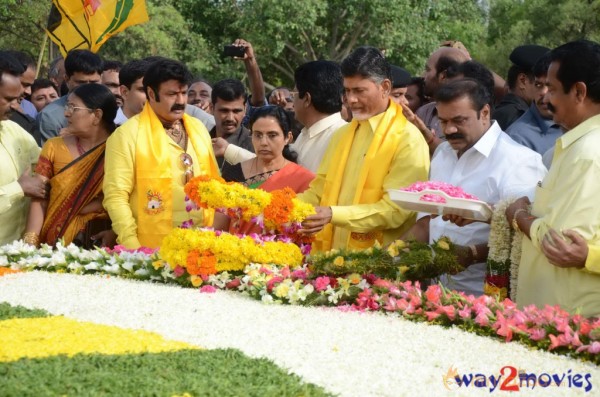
<box><xmin>159</xmin><ymin>228</ymin><xmax>304</xmax><ymax>281</ymax></box>
<box><xmin>485</xmin><ymin>199</ymin><xmax>524</xmax><ymax>301</ymax></box>
<box><xmin>308</xmin><ymin>237</ymin><xmax>463</xmax><ymax>282</ymax></box>
<box><xmin>1</xmin><ymin>241</ymin><xmax>600</xmax><ymax>363</ymax></box>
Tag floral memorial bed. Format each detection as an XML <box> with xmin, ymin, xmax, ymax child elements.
<box><xmin>1</xmin><ymin>178</ymin><xmax>599</xmax><ymax>395</ymax></box>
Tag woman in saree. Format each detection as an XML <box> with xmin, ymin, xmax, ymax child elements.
<box><xmin>217</xmin><ymin>105</ymin><xmax>314</xmax><ymax>234</ymax></box>
<box><xmin>23</xmin><ymin>84</ymin><xmax>118</xmax><ymax>247</ymax></box>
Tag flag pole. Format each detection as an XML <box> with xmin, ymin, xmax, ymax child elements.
<box><xmin>36</xmin><ymin>33</ymin><xmax>49</xmax><ymax>79</ymax></box>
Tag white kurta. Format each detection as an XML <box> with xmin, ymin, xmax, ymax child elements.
<box><xmin>428</xmin><ymin>121</ymin><xmax>547</xmax><ymax>296</ymax></box>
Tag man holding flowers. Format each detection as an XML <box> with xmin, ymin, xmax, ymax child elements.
<box><xmin>299</xmin><ymin>46</ymin><xmax>429</xmax><ymax>252</ymax></box>
<box><xmin>506</xmin><ymin>40</ymin><xmax>600</xmax><ymax>317</ymax></box>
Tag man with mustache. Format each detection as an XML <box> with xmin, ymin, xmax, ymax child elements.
<box><xmin>406</xmin><ymin>79</ymin><xmax>545</xmax><ymax>296</ymax></box>
<box><xmin>506</xmin><ymin>52</ymin><xmax>562</xmax><ymax>156</ymax></box>
<box><xmin>506</xmin><ymin>40</ymin><xmax>600</xmax><ymax>317</ymax></box>
<box><xmin>103</xmin><ymin>59</ymin><xmax>220</xmax><ymax>249</ymax></box>
<box><xmin>209</xmin><ymin>78</ymin><xmax>254</xmax><ymax>168</ymax></box>
<box><xmin>101</xmin><ymin>60</ymin><xmax>123</xmax><ymax>107</ymax></box>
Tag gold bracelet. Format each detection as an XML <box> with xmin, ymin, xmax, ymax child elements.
<box><xmin>511</xmin><ymin>208</ymin><xmax>529</xmax><ymax>232</ymax></box>
<box><xmin>23</xmin><ymin>232</ymin><xmax>40</xmax><ymax>246</ymax></box>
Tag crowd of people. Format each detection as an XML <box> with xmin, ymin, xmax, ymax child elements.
<box><xmin>1</xmin><ymin>37</ymin><xmax>600</xmax><ymax>317</ymax></box>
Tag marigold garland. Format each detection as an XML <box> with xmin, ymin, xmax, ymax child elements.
<box><xmin>160</xmin><ymin>228</ymin><xmax>303</xmax><ymax>276</ymax></box>
<box><xmin>184</xmin><ymin>175</ymin><xmax>315</xmax><ymax>234</ymax></box>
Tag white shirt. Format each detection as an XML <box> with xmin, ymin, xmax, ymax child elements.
<box><xmin>223</xmin><ymin>112</ymin><xmax>347</xmax><ymax>173</ymax></box>
<box><xmin>428</xmin><ymin>121</ymin><xmax>547</xmax><ymax>296</ymax></box>
<box><xmin>114</xmin><ymin>107</ymin><xmax>128</xmax><ymax>126</ymax></box>
<box><xmin>292</xmin><ymin>112</ymin><xmax>346</xmax><ymax>172</ymax></box>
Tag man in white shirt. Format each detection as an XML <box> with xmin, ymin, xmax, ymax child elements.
<box><xmin>406</xmin><ymin>79</ymin><xmax>546</xmax><ymax>296</ymax></box>
<box><xmin>213</xmin><ymin>60</ymin><xmax>346</xmax><ymax>173</ymax></box>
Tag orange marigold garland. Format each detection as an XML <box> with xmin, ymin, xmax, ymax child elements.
<box><xmin>263</xmin><ymin>188</ymin><xmax>294</xmax><ymax>228</ymax></box>
<box><xmin>186</xmin><ymin>249</ymin><xmax>217</xmax><ymax>276</ymax></box>
<box><xmin>183</xmin><ymin>176</ymin><xmax>315</xmax><ymax>238</ymax></box>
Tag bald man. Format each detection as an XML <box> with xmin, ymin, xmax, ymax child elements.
<box><xmin>417</xmin><ymin>47</ymin><xmax>470</xmax><ymax>138</ymax></box>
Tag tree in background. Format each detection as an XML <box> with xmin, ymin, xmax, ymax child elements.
<box><xmin>479</xmin><ymin>0</ymin><xmax>600</xmax><ymax>79</ymax></box>
<box><xmin>176</xmin><ymin>0</ymin><xmax>487</xmax><ymax>88</ymax></box>
<box><xmin>1</xmin><ymin>0</ymin><xmax>599</xmax><ymax>90</ymax></box>
<box><xmin>98</xmin><ymin>1</ymin><xmax>212</xmax><ymax>77</ymax></box>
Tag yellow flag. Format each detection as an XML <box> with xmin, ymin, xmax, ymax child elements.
<box><xmin>47</xmin><ymin>0</ymin><xmax>149</xmax><ymax>56</ymax></box>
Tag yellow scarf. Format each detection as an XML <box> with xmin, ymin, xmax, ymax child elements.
<box><xmin>135</xmin><ymin>103</ymin><xmax>219</xmax><ymax>248</ymax></box>
<box><xmin>316</xmin><ymin>101</ymin><xmax>410</xmax><ymax>251</ymax></box>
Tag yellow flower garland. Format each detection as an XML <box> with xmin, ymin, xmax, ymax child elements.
<box><xmin>160</xmin><ymin>228</ymin><xmax>303</xmax><ymax>275</ymax></box>
<box><xmin>184</xmin><ymin>175</ymin><xmax>315</xmax><ymax>229</ymax></box>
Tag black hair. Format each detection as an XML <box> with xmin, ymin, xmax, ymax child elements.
<box><xmin>119</xmin><ymin>59</ymin><xmax>151</xmax><ymax>89</ymax></box>
<box><xmin>211</xmin><ymin>78</ymin><xmax>247</xmax><ymax>104</ymax></box>
<box><xmin>549</xmin><ymin>40</ymin><xmax>600</xmax><ymax>102</ymax></box>
<box><xmin>435</xmin><ymin>56</ymin><xmax>461</xmax><ymax>77</ymax></box>
<box><xmin>31</xmin><ymin>78</ymin><xmax>58</xmax><ymax>94</ymax></box>
<box><xmin>446</xmin><ymin>60</ymin><xmax>495</xmax><ymax>105</ymax></box>
<box><xmin>70</xmin><ymin>84</ymin><xmax>118</xmax><ymax>133</ymax></box>
<box><xmin>408</xmin><ymin>77</ymin><xmax>425</xmax><ymax>104</ymax></box>
<box><xmin>64</xmin><ymin>49</ymin><xmax>103</xmax><ymax>77</ymax></box>
<box><xmin>5</xmin><ymin>50</ymin><xmax>35</xmax><ymax>70</ymax></box>
<box><xmin>340</xmin><ymin>46</ymin><xmax>391</xmax><ymax>82</ymax></box>
<box><xmin>506</xmin><ymin>65</ymin><xmax>534</xmax><ymax>90</ymax></box>
<box><xmin>435</xmin><ymin>79</ymin><xmax>491</xmax><ymax>116</ymax></box>
<box><xmin>295</xmin><ymin>60</ymin><xmax>343</xmax><ymax>114</ymax></box>
<box><xmin>64</xmin><ymin>50</ymin><xmax>103</xmax><ymax>77</ymax></box>
<box><xmin>143</xmin><ymin>58</ymin><xmax>192</xmax><ymax>101</ymax></box>
<box><xmin>532</xmin><ymin>52</ymin><xmax>552</xmax><ymax>78</ymax></box>
<box><xmin>0</xmin><ymin>51</ymin><xmax>25</xmax><ymax>81</ymax></box>
<box><xmin>249</xmin><ymin>105</ymin><xmax>298</xmax><ymax>163</ymax></box>
<box><xmin>102</xmin><ymin>60</ymin><xmax>123</xmax><ymax>72</ymax></box>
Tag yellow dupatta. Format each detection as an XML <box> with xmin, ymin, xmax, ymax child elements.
<box><xmin>316</xmin><ymin>100</ymin><xmax>411</xmax><ymax>251</ymax></box>
<box><xmin>135</xmin><ymin>103</ymin><xmax>219</xmax><ymax>248</ymax></box>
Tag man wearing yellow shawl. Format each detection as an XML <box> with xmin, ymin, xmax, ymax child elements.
<box><xmin>103</xmin><ymin>59</ymin><xmax>219</xmax><ymax>249</ymax></box>
<box><xmin>299</xmin><ymin>47</ymin><xmax>430</xmax><ymax>252</ymax></box>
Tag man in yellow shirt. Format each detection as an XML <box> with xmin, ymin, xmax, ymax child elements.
<box><xmin>506</xmin><ymin>40</ymin><xmax>600</xmax><ymax>317</ymax></box>
<box><xmin>299</xmin><ymin>46</ymin><xmax>430</xmax><ymax>251</ymax></box>
<box><xmin>103</xmin><ymin>59</ymin><xmax>219</xmax><ymax>249</ymax></box>
<box><xmin>0</xmin><ymin>52</ymin><xmax>46</xmax><ymax>245</ymax></box>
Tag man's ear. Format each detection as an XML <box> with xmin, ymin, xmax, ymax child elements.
<box><xmin>147</xmin><ymin>87</ymin><xmax>156</xmax><ymax>102</ymax></box>
<box><xmin>119</xmin><ymin>85</ymin><xmax>129</xmax><ymax>100</ymax></box>
<box><xmin>480</xmin><ymin>103</ymin><xmax>491</xmax><ymax>120</ymax></box>
<box><xmin>381</xmin><ymin>79</ymin><xmax>392</xmax><ymax>96</ymax></box>
<box><xmin>438</xmin><ymin>70</ymin><xmax>448</xmax><ymax>84</ymax></box>
<box><xmin>574</xmin><ymin>81</ymin><xmax>588</xmax><ymax>103</ymax></box>
<box><xmin>303</xmin><ymin>91</ymin><xmax>312</xmax><ymax>107</ymax></box>
<box><xmin>517</xmin><ymin>73</ymin><xmax>530</xmax><ymax>91</ymax></box>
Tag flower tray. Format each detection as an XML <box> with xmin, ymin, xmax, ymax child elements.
<box><xmin>388</xmin><ymin>189</ymin><xmax>493</xmax><ymax>222</ymax></box>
